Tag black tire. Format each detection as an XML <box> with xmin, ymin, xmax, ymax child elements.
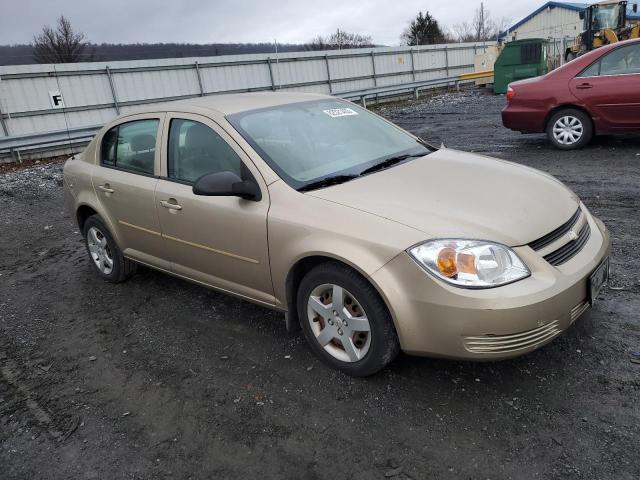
<box><xmin>83</xmin><ymin>215</ymin><xmax>136</xmax><ymax>283</ymax></box>
<box><xmin>297</xmin><ymin>262</ymin><xmax>399</xmax><ymax>377</ymax></box>
<box><xmin>546</xmin><ymin>108</ymin><xmax>593</xmax><ymax>150</ymax></box>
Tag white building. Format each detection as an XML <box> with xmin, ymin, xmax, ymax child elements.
<box><xmin>506</xmin><ymin>1</ymin><xmax>640</xmax><ymax>42</ymax></box>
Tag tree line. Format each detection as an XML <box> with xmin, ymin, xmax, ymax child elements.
<box><xmin>2</xmin><ymin>7</ymin><xmax>508</xmax><ymax>65</ymax></box>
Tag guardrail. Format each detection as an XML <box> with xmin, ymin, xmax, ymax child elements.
<box><xmin>0</xmin><ymin>71</ymin><xmax>494</xmax><ymax>162</ymax></box>
<box><xmin>0</xmin><ymin>125</ymin><xmax>102</xmax><ymax>162</ymax></box>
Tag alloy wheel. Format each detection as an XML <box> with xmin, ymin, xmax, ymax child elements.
<box><xmin>87</xmin><ymin>226</ymin><xmax>114</xmax><ymax>275</ymax></box>
<box><xmin>307</xmin><ymin>283</ymin><xmax>371</xmax><ymax>363</ymax></box>
<box><xmin>552</xmin><ymin>115</ymin><xmax>584</xmax><ymax>146</ymax></box>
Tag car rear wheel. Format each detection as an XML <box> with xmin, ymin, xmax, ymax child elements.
<box><xmin>297</xmin><ymin>262</ymin><xmax>399</xmax><ymax>376</ymax></box>
<box><xmin>546</xmin><ymin>109</ymin><xmax>593</xmax><ymax>150</ymax></box>
<box><xmin>83</xmin><ymin>215</ymin><xmax>136</xmax><ymax>283</ymax></box>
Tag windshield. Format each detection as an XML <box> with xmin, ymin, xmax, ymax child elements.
<box><xmin>227</xmin><ymin>99</ymin><xmax>431</xmax><ymax>190</ymax></box>
<box><xmin>592</xmin><ymin>4</ymin><xmax>621</xmax><ymax>30</ymax></box>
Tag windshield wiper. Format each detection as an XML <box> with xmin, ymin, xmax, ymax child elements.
<box><xmin>298</xmin><ymin>174</ymin><xmax>359</xmax><ymax>192</ymax></box>
<box><xmin>358</xmin><ymin>152</ymin><xmax>426</xmax><ymax>177</ymax></box>
<box><xmin>417</xmin><ymin>137</ymin><xmax>439</xmax><ymax>150</ymax></box>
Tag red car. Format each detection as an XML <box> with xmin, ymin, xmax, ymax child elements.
<box><xmin>502</xmin><ymin>38</ymin><xmax>640</xmax><ymax>149</ymax></box>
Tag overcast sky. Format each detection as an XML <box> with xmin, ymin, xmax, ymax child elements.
<box><xmin>1</xmin><ymin>0</ymin><xmax>565</xmax><ymax>46</ymax></box>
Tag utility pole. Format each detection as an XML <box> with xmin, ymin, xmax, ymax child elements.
<box><xmin>479</xmin><ymin>2</ymin><xmax>485</xmax><ymax>41</ymax></box>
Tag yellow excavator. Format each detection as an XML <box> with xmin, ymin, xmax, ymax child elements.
<box><xmin>566</xmin><ymin>0</ymin><xmax>640</xmax><ymax>61</ymax></box>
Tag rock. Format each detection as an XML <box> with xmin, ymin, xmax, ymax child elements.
<box><xmin>384</xmin><ymin>466</ymin><xmax>403</xmax><ymax>477</ymax></box>
<box><xmin>39</xmin><ymin>363</ymin><xmax>53</xmax><ymax>372</ymax></box>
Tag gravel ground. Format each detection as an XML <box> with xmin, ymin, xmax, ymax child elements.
<box><xmin>1</xmin><ymin>91</ymin><xmax>639</xmax><ymax>480</ymax></box>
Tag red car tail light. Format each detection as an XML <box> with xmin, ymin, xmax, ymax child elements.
<box><xmin>506</xmin><ymin>87</ymin><xmax>515</xmax><ymax>102</ymax></box>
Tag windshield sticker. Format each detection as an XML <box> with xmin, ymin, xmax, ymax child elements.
<box><xmin>323</xmin><ymin>108</ymin><xmax>358</xmax><ymax>118</ymax></box>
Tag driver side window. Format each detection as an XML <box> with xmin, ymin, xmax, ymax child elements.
<box><xmin>168</xmin><ymin>118</ymin><xmax>242</xmax><ymax>184</ymax></box>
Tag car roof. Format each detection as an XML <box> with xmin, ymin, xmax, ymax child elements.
<box><xmin>133</xmin><ymin>91</ymin><xmax>334</xmax><ymax>117</ymax></box>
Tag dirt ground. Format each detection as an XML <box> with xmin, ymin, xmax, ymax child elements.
<box><xmin>1</xmin><ymin>90</ymin><xmax>639</xmax><ymax>480</ymax></box>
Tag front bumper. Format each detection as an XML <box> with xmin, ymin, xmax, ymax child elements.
<box><xmin>371</xmin><ymin>213</ymin><xmax>610</xmax><ymax>360</ymax></box>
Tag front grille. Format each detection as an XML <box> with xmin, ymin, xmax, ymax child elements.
<box><xmin>543</xmin><ymin>222</ymin><xmax>591</xmax><ymax>266</ymax></box>
<box><xmin>529</xmin><ymin>208</ymin><xmax>581</xmax><ymax>251</ymax></box>
<box><xmin>463</xmin><ymin>320</ymin><xmax>561</xmax><ymax>354</ymax></box>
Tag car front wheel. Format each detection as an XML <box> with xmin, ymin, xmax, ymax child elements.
<box><xmin>546</xmin><ymin>108</ymin><xmax>593</xmax><ymax>150</ymax></box>
<box><xmin>297</xmin><ymin>262</ymin><xmax>399</xmax><ymax>376</ymax></box>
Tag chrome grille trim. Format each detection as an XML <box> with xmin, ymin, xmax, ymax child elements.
<box><xmin>543</xmin><ymin>222</ymin><xmax>591</xmax><ymax>266</ymax></box>
<box><xmin>529</xmin><ymin>208</ymin><xmax>582</xmax><ymax>251</ymax></box>
<box><xmin>570</xmin><ymin>300</ymin><xmax>590</xmax><ymax>323</ymax></box>
<box><xmin>463</xmin><ymin>320</ymin><xmax>561</xmax><ymax>354</ymax></box>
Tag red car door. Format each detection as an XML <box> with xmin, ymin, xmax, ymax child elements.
<box><xmin>569</xmin><ymin>42</ymin><xmax>640</xmax><ymax>130</ymax></box>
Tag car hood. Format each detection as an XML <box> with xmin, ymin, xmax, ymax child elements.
<box><xmin>306</xmin><ymin>148</ymin><xmax>580</xmax><ymax>246</ymax></box>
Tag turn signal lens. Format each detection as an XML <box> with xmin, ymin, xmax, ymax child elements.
<box><xmin>506</xmin><ymin>87</ymin><xmax>515</xmax><ymax>102</ymax></box>
<box><xmin>437</xmin><ymin>247</ymin><xmax>458</xmax><ymax>277</ymax></box>
<box><xmin>408</xmin><ymin>239</ymin><xmax>530</xmax><ymax>288</ymax></box>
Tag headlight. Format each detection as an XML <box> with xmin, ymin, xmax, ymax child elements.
<box><xmin>408</xmin><ymin>239</ymin><xmax>530</xmax><ymax>288</ymax></box>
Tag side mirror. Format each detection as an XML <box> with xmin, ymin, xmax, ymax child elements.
<box><xmin>633</xmin><ymin>3</ymin><xmax>638</xmax><ymax>13</ymax></box>
<box><xmin>579</xmin><ymin>11</ymin><xmax>585</xmax><ymax>20</ymax></box>
<box><xmin>193</xmin><ymin>171</ymin><xmax>262</xmax><ymax>201</ymax></box>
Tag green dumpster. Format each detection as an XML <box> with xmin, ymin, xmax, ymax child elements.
<box><xmin>493</xmin><ymin>39</ymin><xmax>548</xmax><ymax>94</ymax></box>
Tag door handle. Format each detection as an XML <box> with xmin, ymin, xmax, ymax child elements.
<box><xmin>160</xmin><ymin>199</ymin><xmax>183</xmax><ymax>211</ymax></box>
<box><xmin>576</xmin><ymin>83</ymin><xmax>594</xmax><ymax>90</ymax></box>
<box><xmin>98</xmin><ymin>184</ymin><xmax>115</xmax><ymax>194</ymax></box>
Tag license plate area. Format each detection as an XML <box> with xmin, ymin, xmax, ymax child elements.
<box><xmin>589</xmin><ymin>256</ymin><xmax>609</xmax><ymax>306</ymax></box>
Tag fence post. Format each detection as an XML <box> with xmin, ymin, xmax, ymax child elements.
<box><xmin>0</xmin><ymin>102</ymin><xmax>8</xmax><ymax>136</ymax></box>
<box><xmin>105</xmin><ymin>67</ymin><xmax>120</xmax><ymax>115</ymax></box>
<box><xmin>445</xmin><ymin>46</ymin><xmax>450</xmax><ymax>77</ymax></box>
<box><xmin>267</xmin><ymin>58</ymin><xmax>276</xmax><ymax>91</ymax></box>
<box><xmin>409</xmin><ymin>49</ymin><xmax>416</xmax><ymax>82</ymax></box>
<box><xmin>370</xmin><ymin>51</ymin><xmax>377</xmax><ymax>86</ymax></box>
<box><xmin>194</xmin><ymin>61</ymin><xmax>205</xmax><ymax>96</ymax></box>
<box><xmin>324</xmin><ymin>54</ymin><xmax>333</xmax><ymax>94</ymax></box>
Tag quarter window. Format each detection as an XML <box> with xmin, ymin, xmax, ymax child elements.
<box><xmin>101</xmin><ymin>119</ymin><xmax>159</xmax><ymax>175</ymax></box>
<box><xmin>168</xmin><ymin>119</ymin><xmax>241</xmax><ymax>183</ymax></box>
<box><xmin>578</xmin><ymin>61</ymin><xmax>600</xmax><ymax>78</ymax></box>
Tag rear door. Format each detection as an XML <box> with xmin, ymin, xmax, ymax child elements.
<box><xmin>570</xmin><ymin>43</ymin><xmax>640</xmax><ymax>130</ymax></box>
<box><xmin>92</xmin><ymin>114</ymin><xmax>169</xmax><ymax>269</ymax></box>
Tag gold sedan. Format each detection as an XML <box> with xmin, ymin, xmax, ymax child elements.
<box><xmin>63</xmin><ymin>92</ymin><xmax>610</xmax><ymax>376</ymax></box>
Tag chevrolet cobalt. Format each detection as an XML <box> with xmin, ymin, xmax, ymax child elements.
<box><xmin>64</xmin><ymin>92</ymin><xmax>610</xmax><ymax>376</ymax></box>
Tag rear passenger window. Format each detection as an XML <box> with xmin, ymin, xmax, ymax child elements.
<box><xmin>167</xmin><ymin>119</ymin><xmax>241</xmax><ymax>183</ymax></box>
<box><xmin>600</xmin><ymin>44</ymin><xmax>640</xmax><ymax>76</ymax></box>
<box><xmin>101</xmin><ymin>119</ymin><xmax>159</xmax><ymax>175</ymax></box>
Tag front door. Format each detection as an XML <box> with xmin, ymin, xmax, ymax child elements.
<box><xmin>570</xmin><ymin>43</ymin><xmax>640</xmax><ymax>130</ymax></box>
<box><xmin>91</xmin><ymin>114</ymin><xmax>169</xmax><ymax>269</ymax></box>
<box><xmin>155</xmin><ymin>113</ymin><xmax>274</xmax><ymax>305</ymax></box>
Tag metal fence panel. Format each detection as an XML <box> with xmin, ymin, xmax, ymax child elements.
<box><xmin>200</xmin><ymin>63</ymin><xmax>272</xmax><ymax>92</ymax></box>
<box><xmin>0</xmin><ymin>41</ymin><xmax>494</xmax><ymax>138</ymax></box>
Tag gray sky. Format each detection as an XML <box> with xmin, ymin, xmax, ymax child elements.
<box><xmin>1</xmin><ymin>0</ymin><xmax>551</xmax><ymax>46</ymax></box>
